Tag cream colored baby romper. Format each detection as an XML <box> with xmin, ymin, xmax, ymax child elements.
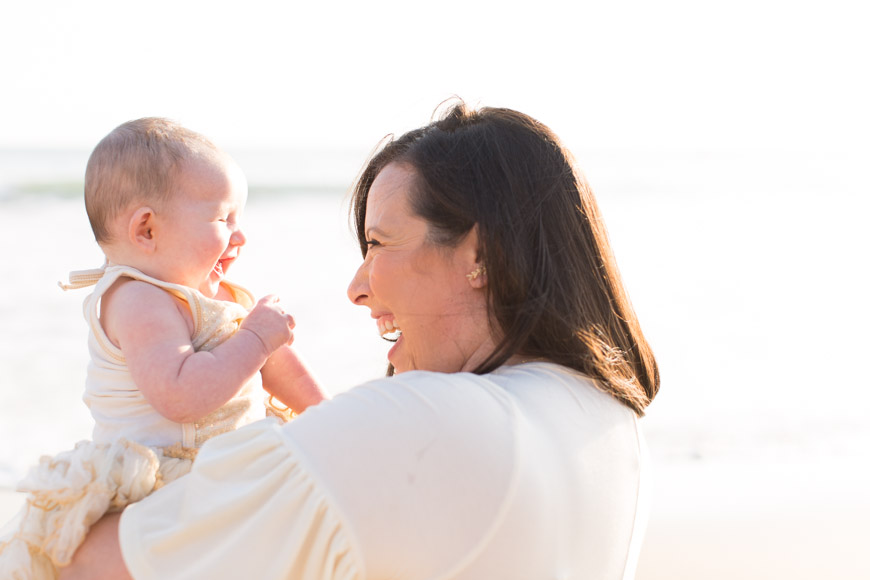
<box><xmin>0</xmin><ymin>263</ymin><xmax>267</xmax><ymax>579</ymax></box>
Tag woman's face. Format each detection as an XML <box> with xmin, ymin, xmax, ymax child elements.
<box><xmin>347</xmin><ymin>162</ymin><xmax>492</xmax><ymax>374</ymax></box>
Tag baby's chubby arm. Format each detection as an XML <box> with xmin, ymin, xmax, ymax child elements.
<box><xmin>261</xmin><ymin>345</ymin><xmax>330</xmax><ymax>413</ymax></box>
<box><xmin>103</xmin><ymin>280</ymin><xmax>293</xmax><ymax>423</ymax></box>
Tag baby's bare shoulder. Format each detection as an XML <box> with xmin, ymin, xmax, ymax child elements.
<box><xmin>104</xmin><ymin>277</ymin><xmax>176</xmax><ymax>309</ymax></box>
<box><xmin>101</xmin><ymin>278</ymin><xmax>187</xmax><ymax>336</ymax></box>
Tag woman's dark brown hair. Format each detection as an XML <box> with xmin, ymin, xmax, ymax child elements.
<box><xmin>351</xmin><ymin>101</ymin><xmax>659</xmax><ymax>415</ymax></box>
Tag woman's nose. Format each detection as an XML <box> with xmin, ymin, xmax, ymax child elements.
<box><xmin>347</xmin><ymin>262</ymin><xmax>369</xmax><ymax>306</ymax></box>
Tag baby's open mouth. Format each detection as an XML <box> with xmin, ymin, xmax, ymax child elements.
<box><xmin>214</xmin><ymin>257</ymin><xmax>234</xmax><ymax>277</ymax></box>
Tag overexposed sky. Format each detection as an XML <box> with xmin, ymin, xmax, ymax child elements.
<box><xmin>1</xmin><ymin>0</ymin><xmax>866</xmax><ymax>153</ymax></box>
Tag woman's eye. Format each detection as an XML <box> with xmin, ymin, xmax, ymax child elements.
<box><xmin>363</xmin><ymin>239</ymin><xmax>382</xmax><ymax>257</ymax></box>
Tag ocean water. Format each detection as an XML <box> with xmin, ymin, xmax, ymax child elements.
<box><xmin>1</xmin><ymin>147</ymin><xmax>868</xmax><ymax>491</ymax></box>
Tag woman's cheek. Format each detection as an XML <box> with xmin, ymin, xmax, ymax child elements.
<box><xmin>367</xmin><ymin>257</ymin><xmax>389</xmax><ymax>299</ymax></box>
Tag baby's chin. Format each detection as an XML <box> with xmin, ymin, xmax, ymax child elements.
<box><xmin>200</xmin><ymin>277</ymin><xmax>223</xmax><ymax>298</ymax></box>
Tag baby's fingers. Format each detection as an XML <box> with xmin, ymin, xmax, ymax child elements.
<box><xmin>257</xmin><ymin>294</ymin><xmax>282</xmax><ymax>308</ymax></box>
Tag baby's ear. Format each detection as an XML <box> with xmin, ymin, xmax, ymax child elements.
<box><xmin>129</xmin><ymin>207</ymin><xmax>156</xmax><ymax>252</ymax></box>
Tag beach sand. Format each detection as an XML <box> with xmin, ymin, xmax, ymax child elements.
<box><xmin>3</xmin><ymin>456</ymin><xmax>867</xmax><ymax>579</ymax></box>
<box><xmin>635</xmin><ymin>458</ymin><xmax>870</xmax><ymax>580</ymax></box>
<box><xmin>637</xmin><ymin>507</ymin><xmax>867</xmax><ymax>580</ymax></box>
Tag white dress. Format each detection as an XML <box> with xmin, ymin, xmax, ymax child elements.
<box><xmin>119</xmin><ymin>362</ymin><xmax>650</xmax><ymax>580</ymax></box>
<box><xmin>0</xmin><ymin>264</ymin><xmax>264</xmax><ymax>579</ymax></box>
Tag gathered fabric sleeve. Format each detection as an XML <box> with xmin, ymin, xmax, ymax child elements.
<box><xmin>118</xmin><ymin>418</ymin><xmax>363</xmax><ymax>580</ymax></box>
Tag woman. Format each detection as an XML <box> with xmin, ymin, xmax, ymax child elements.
<box><xmin>62</xmin><ymin>102</ymin><xmax>658</xmax><ymax>579</ymax></box>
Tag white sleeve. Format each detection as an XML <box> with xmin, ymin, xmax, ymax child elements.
<box><xmin>118</xmin><ymin>418</ymin><xmax>364</xmax><ymax>580</ymax></box>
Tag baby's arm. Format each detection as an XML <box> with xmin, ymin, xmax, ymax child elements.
<box><xmin>261</xmin><ymin>345</ymin><xmax>330</xmax><ymax>413</ymax></box>
<box><xmin>103</xmin><ymin>280</ymin><xmax>292</xmax><ymax>423</ymax></box>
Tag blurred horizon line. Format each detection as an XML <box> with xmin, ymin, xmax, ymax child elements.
<box><xmin>1</xmin><ymin>146</ymin><xmax>866</xmax><ymax>199</ymax></box>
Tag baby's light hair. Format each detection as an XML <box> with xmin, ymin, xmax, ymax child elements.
<box><xmin>84</xmin><ymin>118</ymin><xmax>221</xmax><ymax>244</ymax></box>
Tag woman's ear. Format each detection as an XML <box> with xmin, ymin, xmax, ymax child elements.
<box><xmin>466</xmin><ymin>265</ymin><xmax>487</xmax><ymax>288</ymax></box>
<box><xmin>462</xmin><ymin>224</ymin><xmax>487</xmax><ymax>288</ymax></box>
<box><xmin>129</xmin><ymin>207</ymin><xmax>156</xmax><ymax>253</ymax></box>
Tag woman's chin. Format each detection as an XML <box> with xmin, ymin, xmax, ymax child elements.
<box><xmin>387</xmin><ymin>334</ymin><xmax>407</xmax><ymax>372</ymax></box>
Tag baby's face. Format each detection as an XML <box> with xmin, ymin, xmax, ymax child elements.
<box><xmin>152</xmin><ymin>157</ymin><xmax>249</xmax><ymax>297</ymax></box>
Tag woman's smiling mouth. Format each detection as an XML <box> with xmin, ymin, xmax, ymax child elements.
<box><xmin>377</xmin><ymin>317</ymin><xmax>402</xmax><ymax>342</ymax></box>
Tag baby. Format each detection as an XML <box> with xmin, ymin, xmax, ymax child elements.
<box><xmin>0</xmin><ymin>118</ymin><xmax>327</xmax><ymax>578</ymax></box>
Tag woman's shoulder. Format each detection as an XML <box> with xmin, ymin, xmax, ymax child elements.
<box><xmin>294</xmin><ymin>363</ymin><xmax>633</xmax><ymax>433</ymax></box>
<box><xmin>289</xmin><ymin>370</ymin><xmax>516</xmax><ymax>446</ymax></box>
<box><xmin>276</xmin><ymin>372</ymin><xmax>523</xmax><ymax>573</ymax></box>
<box><xmin>276</xmin><ymin>364</ymin><xmax>611</xmax><ymax>495</ymax></box>
<box><xmin>335</xmin><ymin>369</ymin><xmax>508</xmax><ymax>407</ymax></box>
<box><xmin>279</xmin><ymin>370</ymin><xmax>524</xmax><ymax>502</ymax></box>
<box><xmin>491</xmin><ymin>361</ymin><xmax>640</xmax><ymax>420</ymax></box>
<box><xmin>276</xmin><ymin>362</ymin><xmax>638</xmax><ymax>497</ymax></box>
<box><xmin>340</xmin><ymin>362</ymin><xmax>585</xmax><ymax>401</ymax></box>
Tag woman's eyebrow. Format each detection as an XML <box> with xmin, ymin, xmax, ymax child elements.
<box><xmin>365</xmin><ymin>226</ymin><xmax>389</xmax><ymax>238</ymax></box>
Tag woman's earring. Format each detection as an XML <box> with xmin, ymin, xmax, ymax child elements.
<box><xmin>466</xmin><ymin>266</ymin><xmax>486</xmax><ymax>281</ymax></box>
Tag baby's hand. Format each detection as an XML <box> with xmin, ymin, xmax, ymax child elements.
<box><xmin>239</xmin><ymin>295</ymin><xmax>295</xmax><ymax>355</ymax></box>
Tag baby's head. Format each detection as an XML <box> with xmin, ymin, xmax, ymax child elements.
<box><xmin>85</xmin><ymin>118</ymin><xmax>226</xmax><ymax>245</ymax></box>
<box><xmin>85</xmin><ymin>118</ymin><xmax>249</xmax><ymax>295</ymax></box>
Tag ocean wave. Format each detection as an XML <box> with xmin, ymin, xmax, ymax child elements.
<box><xmin>0</xmin><ymin>182</ymin><xmax>347</xmax><ymax>202</ymax></box>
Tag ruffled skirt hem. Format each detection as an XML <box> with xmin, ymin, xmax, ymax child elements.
<box><xmin>0</xmin><ymin>438</ymin><xmax>193</xmax><ymax>579</ymax></box>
